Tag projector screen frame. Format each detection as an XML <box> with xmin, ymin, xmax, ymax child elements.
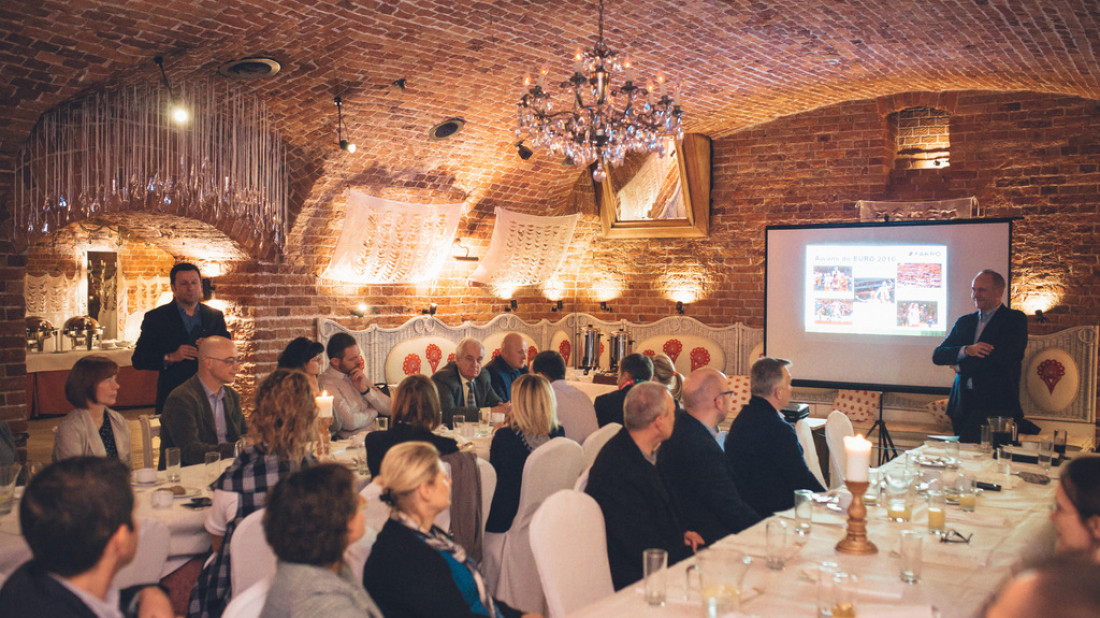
<box><xmin>764</xmin><ymin>217</ymin><xmax>1018</xmax><ymax>395</ymax></box>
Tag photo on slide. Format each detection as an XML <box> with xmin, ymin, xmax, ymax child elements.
<box><xmin>897</xmin><ymin>263</ymin><xmax>943</xmax><ymax>288</ymax></box>
<box><xmin>812</xmin><ymin>266</ymin><xmax>853</xmax><ymax>293</ymax></box>
<box><xmin>814</xmin><ymin>299</ymin><xmax>854</xmax><ymax>324</ymax></box>
<box><xmin>896</xmin><ymin>301</ymin><xmax>938</xmax><ymax>328</ymax></box>
<box><xmin>854</xmin><ymin>278</ymin><xmax>894</xmax><ymax>303</ymax></box>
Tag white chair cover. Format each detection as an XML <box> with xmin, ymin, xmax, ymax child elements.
<box><xmin>138</xmin><ymin>414</ymin><xmax>160</xmax><ymax>469</ymax></box>
<box><xmin>484</xmin><ymin>437</ymin><xmax>585</xmax><ymax>614</ymax></box>
<box><xmin>530</xmin><ymin>490</ymin><xmax>614</xmax><ymax>618</ymax></box>
<box><xmin>793</xmin><ymin>418</ymin><xmax>827</xmax><ymax>489</ymax></box>
<box><xmin>229</xmin><ymin>508</ymin><xmax>276</xmax><ymax>597</ymax></box>
<box><xmin>825</xmin><ymin>410</ymin><xmax>855</xmax><ymax>489</ymax></box>
<box><xmin>477</xmin><ymin>457</ymin><xmax>497</xmax><ymax>535</ymax></box>
<box><xmin>114</xmin><ymin>517</ymin><xmax>169</xmax><ymax>588</ymax></box>
<box><xmin>581</xmin><ymin>423</ymin><xmax>621</xmax><ymax>470</ymax></box>
<box><xmin>222</xmin><ymin>575</ymin><xmax>274</xmax><ymax>618</ymax></box>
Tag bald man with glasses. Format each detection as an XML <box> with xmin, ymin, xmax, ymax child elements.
<box><xmin>159</xmin><ymin>336</ymin><xmax>247</xmax><ymax>467</ymax></box>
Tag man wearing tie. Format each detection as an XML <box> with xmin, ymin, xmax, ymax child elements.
<box><xmin>933</xmin><ymin>270</ymin><xmax>1028</xmax><ymax>442</ymax></box>
<box><xmin>432</xmin><ymin>337</ymin><xmax>508</xmax><ymax>428</ymax></box>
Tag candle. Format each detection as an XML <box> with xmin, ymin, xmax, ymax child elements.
<box><xmin>623</xmin><ymin>56</ymin><xmax>634</xmax><ymax>83</ymax></box>
<box><xmin>574</xmin><ymin>47</ymin><xmax>584</xmax><ymax>73</ymax></box>
<box><xmin>316</xmin><ymin>390</ymin><xmax>334</xmax><ymax>419</ymax></box>
<box><xmin>843</xmin><ymin>434</ymin><xmax>872</xmax><ymax>482</ymax></box>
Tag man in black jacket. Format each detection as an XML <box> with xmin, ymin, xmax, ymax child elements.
<box><xmin>432</xmin><ymin>337</ymin><xmax>509</xmax><ymax>428</ymax></box>
<box><xmin>594</xmin><ymin>352</ymin><xmax>653</xmax><ymax>427</ymax></box>
<box><xmin>659</xmin><ymin>368</ymin><xmax>761</xmax><ymax>544</ymax></box>
<box><xmin>132</xmin><ymin>262</ymin><xmax>230</xmax><ymax>414</ymax></box>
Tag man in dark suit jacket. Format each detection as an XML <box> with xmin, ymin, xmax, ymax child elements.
<box><xmin>432</xmin><ymin>337</ymin><xmax>508</xmax><ymax>428</ymax></box>
<box><xmin>586</xmin><ymin>382</ymin><xmax>702</xmax><ymax>590</ymax></box>
<box><xmin>0</xmin><ymin>457</ymin><xmax>172</xmax><ymax>617</ymax></box>
<box><xmin>132</xmin><ymin>262</ymin><xmax>230</xmax><ymax>414</ymax></box>
<box><xmin>658</xmin><ymin>368</ymin><xmax>761</xmax><ymax>544</ymax></box>
<box><xmin>485</xmin><ymin>332</ymin><xmax>529</xmax><ymax>402</ymax></box>
<box><xmin>159</xmin><ymin>336</ymin><xmax>247</xmax><ymax>467</ymax></box>
<box><xmin>725</xmin><ymin>358</ymin><xmax>826</xmax><ymax>516</ymax></box>
<box><xmin>594</xmin><ymin>352</ymin><xmax>654</xmax><ymax>427</ymax></box>
<box><xmin>933</xmin><ymin>270</ymin><xmax>1029</xmax><ymax>442</ymax></box>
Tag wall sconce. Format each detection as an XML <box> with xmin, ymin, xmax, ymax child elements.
<box><xmin>599</xmin><ymin>301</ymin><xmax>612</xmax><ymax>312</ymax></box>
<box><xmin>154</xmin><ymin>55</ymin><xmax>189</xmax><ymax>125</ymax></box>
<box><xmin>676</xmin><ymin>301</ymin><xmax>685</xmax><ymax>315</ymax></box>
<box><xmin>422</xmin><ymin>302</ymin><xmax>438</xmax><ymax>316</ymax></box>
<box><xmin>202</xmin><ymin>278</ymin><xmax>216</xmax><ymax>302</ymax></box>
<box><xmin>551</xmin><ymin>300</ymin><xmax>564</xmax><ymax>312</ymax></box>
<box><xmin>505</xmin><ymin>299</ymin><xmax>518</xmax><ymax>312</ymax></box>
<box><xmin>350</xmin><ymin>303</ymin><xmax>368</xmax><ymax>317</ymax></box>
<box><xmin>452</xmin><ymin>239</ymin><xmax>479</xmax><ymax>262</ymax></box>
<box><xmin>1034</xmin><ymin>309</ymin><xmax>1048</xmax><ymax>323</ymax></box>
<box><xmin>334</xmin><ymin>96</ymin><xmax>356</xmax><ymax>153</ymax></box>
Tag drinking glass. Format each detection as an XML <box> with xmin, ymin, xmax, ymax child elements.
<box><xmin>0</xmin><ymin>463</ymin><xmax>22</xmax><ymax>515</ymax></box>
<box><xmin>204</xmin><ymin>451</ymin><xmax>220</xmax><ymax>484</ymax></box>
<box><xmin>1038</xmin><ymin>438</ymin><xmax>1054</xmax><ymax>473</ymax></box>
<box><xmin>478</xmin><ymin>407</ymin><xmax>491</xmax><ymax>436</ymax></box>
<box><xmin>696</xmin><ymin>548</ymin><xmax>752</xmax><ymax>617</ymax></box>
<box><xmin>643</xmin><ymin>548</ymin><xmax>667</xmax><ymax>606</ymax></box>
<box><xmin>165</xmin><ymin>447</ymin><xmax>181</xmax><ymax>483</ymax></box>
<box><xmin>452</xmin><ymin>415</ymin><xmax>465</xmax><ymax>436</ymax></box>
<box><xmin>376</xmin><ymin>416</ymin><xmax>389</xmax><ymax>432</ymax></box>
<box><xmin>927</xmin><ymin>489</ymin><xmax>946</xmax><ymax>536</ymax></box>
<box><xmin>980</xmin><ymin>424</ymin><xmax>993</xmax><ymax>454</ymax></box>
<box><xmin>863</xmin><ymin>468</ymin><xmax>880</xmax><ymax>507</ymax></box>
<box><xmin>816</xmin><ymin>561</ymin><xmax>839</xmax><ymax>617</ymax></box>
<box><xmin>944</xmin><ymin>441</ymin><xmax>960</xmax><ymax>470</ymax></box>
<box><xmin>884</xmin><ymin>471</ymin><xmax>912</xmax><ymax>522</ymax></box>
<box><xmin>956</xmin><ymin>474</ymin><xmax>977</xmax><ymax>512</ymax></box>
<box><xmin>1053</xmin><ymin>430</ymin><xmax>1068</xmax><ymax>460</ymax></box>
<box><xmin>765</xmin><ymin>518</ymin><xmax>789</xmax><ymax>570</ymax></box>
<box><xmin>899</xmin><ymin>530</ymin><xmax>924</xmax><ymax>583</ymax></box>
<box><xmin>831</xmin><ymin>572</ymin><xmax>858</xmax><ymax>617</ymax></box>
<box><xmin>794</xmin><ymin>489</ymin><xmax>814</xmax><ymax>536</ymax></box>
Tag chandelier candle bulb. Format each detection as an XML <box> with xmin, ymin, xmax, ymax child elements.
<box><xmin>843</xmin><ymin>434</ymin><xmax>872</xmax><ymax>482</ymax></box>
<box><xmin>574</xmin><ymin>48</ymin><xmax>584</xmax><ymax>73</ymax></box>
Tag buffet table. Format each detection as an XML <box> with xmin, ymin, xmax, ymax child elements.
<box><xmin>24</xmin><ymin>347</ymin><xmax>157</xmax><ymax>417</ymax></box>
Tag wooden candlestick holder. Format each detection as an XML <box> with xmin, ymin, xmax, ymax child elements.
<box><xmin>835</xmin><ymin>479</ymin><xmax>878</xmax><ymax>555</ymax></box>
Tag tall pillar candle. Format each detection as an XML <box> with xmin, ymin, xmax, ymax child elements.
<box><xmin>316</xmin><ymin>391</ymin><xmax>334</xmax><ymax>420</ymax></box>
<box><xmin>844</xmin><ymin>434</ymin><xmax>872</xmax><ymax>482</ymax></box>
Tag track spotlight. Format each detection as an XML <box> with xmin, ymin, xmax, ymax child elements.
<box><xmin>516</xmin><ymin>140</ymin><xmax>534</xmax><ymax>160</ymax></box>
<box><xmin>334</xmin><ymin>96</ymin><xmax>356</xmax><ymax>153</ymax></box>
<box><xmin>422</xmin><ymin>302</ymin><xmax>438</xmax><ymax>316</ymax></box>
<box><xmin>1034</xmin><ymin>309</ymin><xmax>1048</xmax><ymax>323</ymax></box>
<box><xmin>350</xmin><ymin>303</ymin><xmax>368</xmax><ymax>318</ymax></box>
<box><xmin>676</xmin><ymin>301</ymin><xmax>685</xmax><ymax>315</ymax></box>
<box><xmin>600</xmin><ymin>301</ymin><xmax>612</xmax><ymax>312</ymax></box>
<box><xmin>392</xmin><ymin>78</ymin><xmax>407</xmax><ymax>90</ymax></box>
<box><xmin>154</xmin><ymin>56</ymin><xmax>190</xmax><ymax>125</ymax></box>
<box><xmin>505</xmin><ymin>299</ymin><xmax>518</xmax><ymax>312</ymax></box>
<box><xmin>551</xmin><ymin>300</ymin><xmax>564</xmax><ymax>312</ymax></box>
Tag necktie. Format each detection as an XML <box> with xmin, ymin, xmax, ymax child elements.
<box><xmin>466</xmin><ymin>381</ymin><xmax>476</xmax><ymax>407</ymax></box>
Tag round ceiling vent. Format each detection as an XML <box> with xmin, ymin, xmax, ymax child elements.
<box><xmin>429</xmin><ymin>117</ymin><xmax>466</xmax><ymax>140</ymax></box>
<box><xmin>218</xmin><ymin>57</ymin><xmax>282</xmax><ymax>80</ymax></box>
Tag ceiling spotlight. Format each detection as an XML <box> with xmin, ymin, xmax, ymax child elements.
<box><xmin>676</xmin><ymin>301</ymin><xmax>685</xmax><ymax>315</ymax></box>
<box><xmin>505</xmin><ymin>299</ymin><xmax>519</xmax><ymax>312</ymax></box>
<box><xmin>1034</xmin><ymin>309</ymin><xmax>1048</xmax><ymax>323</ymax></box>
<box><xmin>154</xmin><ymin>55</ymin><xmax>190</xmax><ymax>126</ymax></box>
<box><xmin>392</xmin><ymin>78</ymin><xmax>407</xmax><ymax>90</ymax></box>
<box><xmin>551</xmin><ymin>300</ymin><xmax>564</xmax><ymax>312</ymax></box>
<box><xmin>600</xmin><ymin>301</ymin><xmax>612</xmax><ymax>312</ymax></box>
<box><xmin>422</xmin><ymin>302</ymin><xmax>438</xmax><ymax>316</ymax></box>
<box><xmin>516</xmin><ymin>140</ymin><xmax>534</xmax><ymax>160</ymax></box>
<box><xmin>334</xmin><ymin>95</ymin><xmax>356</xmax><ymax>153</ymax></box>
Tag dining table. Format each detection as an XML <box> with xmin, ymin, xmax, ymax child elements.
<box><xmin>567</xmin><ymin>442</ymin><xmax>1062</xmax><ymax>618</ymax></box>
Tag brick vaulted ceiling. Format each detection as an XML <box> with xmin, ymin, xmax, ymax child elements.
<box><xmin>2</xmin><ymin>0</ymin><xmax>1099</xmax><ymax>235</ymax></box>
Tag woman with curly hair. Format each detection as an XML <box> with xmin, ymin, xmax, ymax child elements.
<box><xmin>364</xmin><ymin>374</ymin><xmax>459</xmax><ymax>476</ymax></box>
<box><xmin>189</xmin><ymin>369</ymin><xmax>318</xmax><ymax>618</ymax></box>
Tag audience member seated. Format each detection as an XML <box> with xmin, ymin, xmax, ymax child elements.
<box><xmin>319</xmin><ymin>332</ymin><xmax>391</xmax><ymax>439</ymax></box>
<box><xmin>531</xmin><ymin>350</ymin><xmax>598</xmax><ymax>443</ymax></box>
<box><xmin>594</xmin><ymin>353</ymin><xmax>654</xmax><ymax>428</ymax></box>
<box><xmin>364</xmin><ymin>374</ymin><xmax>459</xmax><ymax>477</ymax></box>
<box><xmin>586</xmin><ymin>382</ymin><xmax>702</xmax><ymax>590</ymax></box>
<box><xmin>160</xmin><ymin>336</ymin><xmax>247</xmax><ymax>468</ymax></box>
<box><xmin>485</xmin><ymin>332</ymin><xmax>529</xmax><ymax>403</ymax></box>
<box><xmin>260</xmin><ymin>464</ymin><xmax>383</xmax><ymax>618</ymax></box>
<box><xmin>52</xmin><ymin>355</ymin><xmax>132</xmax><ymax>467</ymax></box>
<box><xmin>1051</xmin><ymin>456</ymin><xmax>1100</xmax><ymax>559</ymax></box>
<box><xmin>658</xmin><ymin>368</ymin><xmax>761</xmax><ymax>545</ymax></box>
<box><xmin>189</xmin><ymin>369</ymin><xmax>318</xmax><ymax>618</ymax></box>
<box><xmin>724</xmin><ymin>357</ymin><xmax>825</xmax><ymax>516</ymax></box>
<box><xmin>277</xmin><ymin>337</ymin><xmax>326</xmax><ymax>394</ymax></box>
<box><xmin>0</xmin><ymin>457</ymin><xmax>173</xmax><ymax>617</ymax></box>
<box><xmin>432</xmin><ymin>336</ymin><xmax>508</xmax><ymax>428</ymax></box>
<box><xmin>486</xmin><ymin>374</ymin><xmax>565</xmax><ymax>534</ymax></box>
<box><xmin>363</xmin><ymin>441</ymin><xmax>535</xmax><ymax>618</ymax></box>
<box><xmin>983</xmin><ymin>556</ymin><xmax>1100</xmax><ymax>618</ymax></box>
<box><xmin>650</xmin><ymin>353</ymin><xmax>684</xmax><ymax>401</ymax></box>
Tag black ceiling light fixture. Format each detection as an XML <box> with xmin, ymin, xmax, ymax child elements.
<box><xmin>217</xmin><ymin>57</ymin><xmax>281</xmax><ymax>80</ymax></box>
<box><xmin>429</xmin><ymin>117</ymin><xmax>466</xmax><ymax>140</ymax></box>
<box><xmin>153</xmin><ymin>55</ymin><xmax>190</xmax><ymax>125</ymax></box>
<box><xmin>516</xmin><ymin>140</ymin><xmax>534</xmax><ymax>160</ymax></box>
<box><xmin>334</xmin><ymin>95</ymin><xmax>356</xmax><ymax>153</ymax></box>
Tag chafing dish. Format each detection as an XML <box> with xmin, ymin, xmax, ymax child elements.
<box><xmin>25</xmin><ymin>316</ymin><xmax>57</xmax><ymax>352</ymax></box>
<box><xmin>63</xmin><ymin>316</ymin><xmax>103</xmax><ymax>350</ymax></box>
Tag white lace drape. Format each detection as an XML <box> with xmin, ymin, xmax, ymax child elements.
<box><xmin>118</xmin><ymin>274</ymin><xmax>170</xmax><ymax>339</ymax></box>
<box><xmin>25</xmin><ymin>272</ymin><xmax>85</xmax><ymax>328</ymax></box>
<box><xmin>468</xmin><ymin>208</ymin><xmax>578</xmax><ymax>293</ymax></box>
<box><xmin>857</xmin><ymin>197</ymin><xmax>977</xmax><ymax>221</ymax></box>
<box><xmin>322</xmin><ymin>190</ymin><xmax>463</xmax><ymax>284</ymax></box>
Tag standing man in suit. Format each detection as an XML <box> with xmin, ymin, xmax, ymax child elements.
<box><xmin>432</xmin><ymin>337</ymin><xmax>509</xmax><ymax>428</ymax></box>
<box><xmin>724</xmin><ymin>358</ymin><xmax>825</xmax><ymax>516</ymax></box>
<box><xmin>659</xmin><ymin>368</ymin><xmax>761</xmax><ymax>544</ymax></box>
<box><xmin>594</xmin><ymin>353</ymin><xmax>653</xmax><ymax>427</ymax></box>
<box><xmin>132</xmin><ymin>262</ymin><xmax>230</xmax><ymax>414</ymax></box>
<box><xmin>933</xmin><ymin>270</ymin><xmax>1029</xmax><ymax>442</ymax></box>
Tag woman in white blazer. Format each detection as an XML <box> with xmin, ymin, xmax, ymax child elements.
<box><xmin>52</xmin><ymin>355</ymin><xmax>131</xmax><ymax>466</ymax></box>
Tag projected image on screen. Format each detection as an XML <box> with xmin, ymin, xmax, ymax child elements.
<box><xmin>805</xmin><ymin>245</ymin><xmax>948</xmax><ymax>337</ymax></box>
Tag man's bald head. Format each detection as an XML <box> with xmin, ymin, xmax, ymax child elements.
<box><xmin>198</xmin><ymin>336</ymin><xmax>237</xmax><ymax>387</ymax></box>
<box><xmin>682</xmin><ymin>368</ymin><xmax>730</xmax><ymax>425</ymax></box>
<box><xmin>198</xmin><ymin>336</ymin><xmax>233</xmax><ymax>358</ymax></box>
<box><xmin>500</xmin><ymin>332</ymin><xmax>527</xmax><ymax>370</ymax></box>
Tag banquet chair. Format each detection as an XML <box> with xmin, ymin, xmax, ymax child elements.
<box><xmin>114</xmin><ymin>516</ymin><xmax>169</xmax><ymax>588</ymax></box>
<box><xmin>581</xmin><ymin>422</ymin><xmax>620</xmax><ymax>470</ymax></box>
<box><xmin>794</xmin><ymin>418</ymin><xmax>827</xmax><ymax>488</ymax></box>
<box><xmin>825</xmin><ymin>410</ymin><xmax>855</xmax><ymax>489</ymax></box>
<box><xmin>483</xmin><ymin>437</ymin><xmax>585</xmax><ymax>614</ymax></box>
<box><xmin>222</xmin><ymin>575</ymin><xmax>274</xmax><ymax>618</ymax></box>
<box><xmin>229</xmin><ymin>508</ymin><xmax>276</xmax><ymax>597</ymax></box>
<box><xmin>530</xmin><ymin>490</ymin><xmax>614</xmax><ymax>618</ymax></box>
<box><xmin>138</xmin><ymin>414</ymin><xmax>160</xmax><ymax>469</ymax></box>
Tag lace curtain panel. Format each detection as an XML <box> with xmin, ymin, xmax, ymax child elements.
<box><xmin>469</xmin><ymin>207</ymin><xmax>579</xmax><ymax>292</ymax></box>
<box><xmin>25</xmin><ymin>272</ymin><xmax>85</xmax><ymax>328</ymax></box>
<box><xmin>857</xmin><ymin>197</ymin><xmax>977</xmax><ymax>221</ymax></box>
<box><xmin>322</xmin><ymin>190</ymin><xmax>463</xmax><ymax>284</ymax></box>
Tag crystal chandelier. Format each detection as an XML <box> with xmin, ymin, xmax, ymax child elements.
<box><xmin>516</xmin><ymin>0</ymin><xmax>684</xmax><ymax>182</ymax></box>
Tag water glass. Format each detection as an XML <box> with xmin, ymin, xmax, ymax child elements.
<box><xmin>816</xmin><ymin>561</ymin><xmax>839</xmax><ymax>617</ymax></box>
<box><xmin>165</xmin><ymin>447</ymin><xmax>182</xmax><ymax>483</ymax></box>
<box><xmin>980</xmin><ymin>424</ymin><xmax>993</xmax><ymax>454</ymax></box>
<box><xmin>794</xmin><ymin>489</ymin><xmax>814</xmax><ymax>536</ymax></box>
<box><xmin>864</xmin><ymin>468</ymin><xmax>880</xmax><ymax>507</ymax></box>
<box><xmin>1053</xmin><ymin>430</ymin><xmax>1068</xmax><ymax>457</ymax></box>
<box><xmin>643</xmin><ymin>548</ymin><xmax>667</xmax><ymax>606</ymax></box>
<box><xmin>884</xmin><ymin>471</ymin><xmax>912</xmax><ymax>522</ymax></box>
<box><xmin>204</xmin><ymin>451</ymin><xmax>221</xmax><ymax>484</ymax></box>
<box><xmin>831</xmin><ymin>572</ymin><xmax>858</xmax><ymax>617</ymax></box>
<box><xmin>899</xmin><ymin>530</ymin><xmax>924</xmax><ymax>583</ymax></box>
<box><xmin>696</xmin><ymin>548</ymin><xmax>752</xmax><ymax>617</ymax></box>
<box><xmin>1038</xmin><ymin>438</ymin><xmax>1054</xmax><ymax>473</ymax></box>
<box><xmin>452</xmin><ymin>415</ymin><xmax>465</xmax><ymax>435</ymax></box>
<box><xmin>927</xmin><ymin>490</ymin><xmax>946</xmax><ymax>536</ymax></box>
<box><xmin>0</xmin><ymin>463</ymin><xmax>22</xmax><ymax>515</ymax></box>
<box><xmin>478</xmin><ymin>407</ymin><xmax>491</xmax><ymax>435</ymax></box>
<box><xmin>956</xmin><ymin>474</ymin><xmax>977</xmax><ymax>512</ymax></box>
<box><xmin>765</xmin><ymin>518</ymin><xmax>789</xmax><ymax>570</ymax></box>
<box><xmin>944</xmin><ymin>441</ymin><xmax>960</xmax><ymax>470</ymax></box>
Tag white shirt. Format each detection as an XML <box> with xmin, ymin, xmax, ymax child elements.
<box><xmin>550</xmin><ymin>379</ymin><xmax>599</xmax><ymax>443</ymax></box>
<box><xmin>200</xmin><ymin>380</ymin><xmax>228</xmax><ymax>444</ymax></box>
<box><xmin>318</xmin><ymin>366</ymin><xmax>392</xmax><ymax>439</ymax></box>
<box><xmin>51</xmin><ymin>573</ymin><xmax>123</xmax><ymax>618</ymax></box>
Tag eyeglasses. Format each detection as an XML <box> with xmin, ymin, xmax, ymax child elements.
<box><xmin>939</xmin><ymin>529</ymin><xmax>972</xmax><ymax>544</ymax></box>
<box><xmin>206</xmin><ymin>356</ymin><xmax>239</xmax><ymax>366</ymax></box>
<box><xmin>714</xmin><ymin>390</ymin><xmax>735</xmax><ymax>404</ymax></box>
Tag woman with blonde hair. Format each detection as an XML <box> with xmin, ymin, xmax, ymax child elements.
<box><xmin>364</xmin><ymin>373</ymin><xmax>459</xmax><ymax>476</ymax></box>
<box><xmin>363</xmin><ymin>442</ymin><xmax>533</xmax><ymax>618</ymax></box>
<box><xmin>189</xmin><ymin>369</ymin><xmax>318</xmax><ymax>618</ymax></box>
<box><xmin>651</xmin><ymin>352</ymin><xmax>684</xmax><ymax>401</ymax></box>
<box><xmin>485</xmin><ymin>373</ymin><xmax>564</xmax><ymax>533</ymax></box>
<box><xmin>52</xmin><ymin>355</ymin><xmax>131</xmax><ymax>466</ymax></box>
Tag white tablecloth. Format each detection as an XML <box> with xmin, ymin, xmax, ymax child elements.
<box><xmin>568</xmin><ymin>445</ymin><xmax>1060</xmax><ymax>618</ymax></box>
<box><xmin>26</xmin><ymin>346</ymin><xmax>135</xmax><ymax>373</ymax></box>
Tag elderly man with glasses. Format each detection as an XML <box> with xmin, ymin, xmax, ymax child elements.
<box><xmin>656</xmin><ymin>367</ymin><xmax>761</xmax><ymax>545</ymax></box>
<box><xmin>159</xmin><ymin>336</ymin><xmax>247</xmax><ymax>467</ymax></box>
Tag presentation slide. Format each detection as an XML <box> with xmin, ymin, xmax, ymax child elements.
<box><xmin>766</xmin><ymin>219</ymin><xmax>1013</xmax><ymax>393</ymax></box>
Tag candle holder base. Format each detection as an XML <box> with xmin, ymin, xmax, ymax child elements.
<box><xmin>836</xmin><ymin>480</ymin><xmax>878</xmax><ymax>555</ymax></box>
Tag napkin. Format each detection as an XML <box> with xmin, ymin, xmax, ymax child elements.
<box><xmin>858</xmin><ymin>603</ymin><xmax>938</xmax><ymax>618</ymax></box>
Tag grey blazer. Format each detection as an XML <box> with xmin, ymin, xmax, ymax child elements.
<box><xmin>260</xmin><ymin>561</ymin><xmax>382</xmax><ymax>618</ymax></box>
<box><xmin>52</xmin><ymin>408</ymin><xmax>132</xmax><ymax>467</ymax></box>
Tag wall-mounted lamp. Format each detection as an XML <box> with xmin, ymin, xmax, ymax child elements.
<box><xmin>1034</xmin><ymin>309</ymin><xmax>1048</xmax><ymax>323</ymax></box>
<box><xmin>516</xmin><ymin>140</ymin><xmax>534</xmax><ymax>160</ymax></box>
<box><xmin>676</xmin><ymin>301</ymin><xmax>685</xmax><ymax>315</ymax></box>
<box><xmin>452</xmin><ymin>239</ymin><xmax>479</xmax><ymax>262</ymax></box>
<box><xmin>505</xmin><ymin>299</ymin><xmax>518</xmax><ymax>312</ymax></box>
<box><xmin>154</xmin><ymin>56</ymin><xmax>190</xmax><ymax>125</ymax></box>
<box><xmin>551</xmin><ymin>300</ymin><xmax>564</xmax><ymax>312</ymax></box>
<box><xmin>422</xmin><ymin>302</ymin><xmax>438</xmax><ymax>316</ymax></box>
<box><xmin>334</xmin><ymin>96</ymin><xmax>356</xmax><ymax>153</ymax></box>
<box><xmin>599</xmin><ymin>301</ymin><xmax>612</xmax><ymax>312</ymax></box>
<box><xmin>202</xmin><ymin>278</ymin><xmax>216</xmax><ymax>302</ymax></box>
<box><xmin>350</xmin><ymin>302</ymin><xmax>369</xmax><ymax>317</ymax></box>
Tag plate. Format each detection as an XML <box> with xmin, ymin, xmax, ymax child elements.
<box><xmin>916</xmin><ymin>456</ymin><xmax>952</xmax><ymax>468</ymax></box>
<box><xmin>164</xmin><ymin>486</ymin><xmax>201</xmax><ymax>500</ymax></box>
<box><xmin>131</xmin><ymin>472</ymin><xmax>161</xmax><ymax>487</ymax></box>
